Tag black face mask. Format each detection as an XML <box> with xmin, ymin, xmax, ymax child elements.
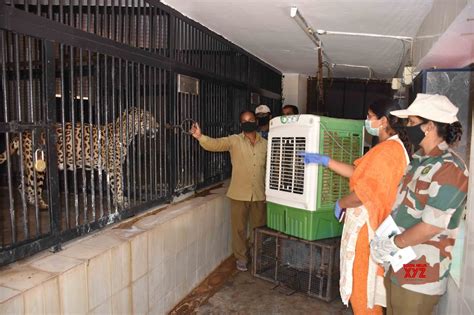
<box><xmin>257</xmin><ymin>115</ymin><xmax>270</xmax><ymax>126</ymax></box>
<box><xmin>241</xmin><ymin>121</ymin><xmax>258</xmax><ymax>133</ymax></box>
<box><xmin>405</xmin><ymin>124</ymin><xmax>426</xmax><ymax>146</ymax></box>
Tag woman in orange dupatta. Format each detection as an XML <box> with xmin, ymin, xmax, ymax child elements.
<box><xmin>302</xmin><ymin>99</ymin><xmax>410</xmax><ymax>314</ymax></box>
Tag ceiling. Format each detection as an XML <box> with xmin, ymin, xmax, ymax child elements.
<box><xmin>162</xmin><ymin>0</ymin><xmax>435</xmax><ymax>79</ymax></box>
<box><xmin>417</xmin><ymin>2</ymin><xmax>474</xmax><ymax>71</ymax></box>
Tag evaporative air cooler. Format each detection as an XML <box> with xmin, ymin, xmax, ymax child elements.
<box><xmin>265</xmin><ymin>114</ymin><xmax>364</xmax><ymax>240</ymax></box>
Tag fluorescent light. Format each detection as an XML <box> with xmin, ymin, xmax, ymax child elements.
<box><xmin>289</xmin><ymin>6</ymin><xmax>332</xmax><ymax>62</ymax></box>
<box><xmin>290</xmin><ymin>7</ymin><xmax>321</xmax><ymax>48</ymax></box>
<box><xmin>290</xmin><ymin>7</ymin><xmax>298</xmax><ymax>18</ymax></box>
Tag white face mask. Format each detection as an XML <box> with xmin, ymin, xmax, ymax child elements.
<box><xmin>364</xmin><ymin>119</ymin><xmax>380</xmax><ymax>137</ymax></box>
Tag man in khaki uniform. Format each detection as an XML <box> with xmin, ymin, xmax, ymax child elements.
<box><xmin>190</xmin><ymin>110</ymin><xmax>267</xmax><ymax>271</ymax></box>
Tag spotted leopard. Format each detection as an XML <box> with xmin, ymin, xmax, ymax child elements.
<box><xmin>0</xmin><ymin>107</ymin><xmax>158</xmax><ymax>209</ymax></box>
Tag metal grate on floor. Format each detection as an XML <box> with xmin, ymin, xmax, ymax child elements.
<box><xmin>252</xmin><ymin>227</ymin><xmax>340</xmax><ymax>302</ymax></box>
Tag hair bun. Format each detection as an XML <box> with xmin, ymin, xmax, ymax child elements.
<box><xmin>446</xmin><ymin>121</ymin><xmax>462</xmax><ymax>145</ymax></box>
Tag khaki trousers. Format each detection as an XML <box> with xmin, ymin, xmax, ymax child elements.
<box><xmin>385</xmin><ymin>270</ymin><xmax>441</xmax><ymax>315</ymax></box>
<box><xmin>230</xmin><ymin>199</ymin><xmax>266</xmax><ymax>263</ymax></box>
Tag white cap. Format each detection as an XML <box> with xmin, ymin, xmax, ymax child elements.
<box><xmin>255</xmin><ymin>104</ymin><xmax>271</xmax><ymax>114</ymax></box>
<box><xmin>390</xmin><ymin>93</ymin><xmax>459</xmax><ymax>124</ymax></box>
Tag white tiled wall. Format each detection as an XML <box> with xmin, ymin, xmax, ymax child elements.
<box><xmin>0</xmin><ymin>189</ymin><xmax>232</xmax><ymax>314</ymax></box>
<box><xmin>282</xmin><ymin>73</ymin><xmax>308</xmax><ymax>113</ymax></box>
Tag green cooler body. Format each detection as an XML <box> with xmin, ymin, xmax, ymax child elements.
<box><xmin>265</xmin><ymin>115</ymin><xmax>364</xmax><ymax>240</ymax></box>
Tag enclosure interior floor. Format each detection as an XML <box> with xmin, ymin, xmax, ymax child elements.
<box><xmin>171</xmin><ymin>257</ymin><xmax>354</xmax><ymax>315</ymax></box>
<box><xmin>0</xmin><ymin>187</ymin><xmax>114</xmax><ymax>246</ymax></box>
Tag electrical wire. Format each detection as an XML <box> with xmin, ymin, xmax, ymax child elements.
<box><xmin>394</xmin><ymin>39</ymin><xmax>407</xmax><ymax>78</ymax></box>
<box><xmin>322</xmin><ymin>61</ymin><xmax>334</xmax><ymax>86</ymax></box>
<box><xmin>332</xmin><ymin>63</ymin><xmax>374</xmax><ymax>80</ymax></box>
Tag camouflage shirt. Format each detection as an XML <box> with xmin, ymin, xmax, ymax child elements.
<box><xmin>390</xmin><ymin>141</ymin><xmax>468</xmax><ymax>295</ymax></box>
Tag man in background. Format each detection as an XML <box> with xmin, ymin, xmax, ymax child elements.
<box><xmin>282</xmin><ymin>104</ymin><xmax>299</xmax><ymax>116</ymax></box>
<box><xmin>255</xmin><ymin>104</ymin><xmax>271</xmax><ymax>139</ymax></box>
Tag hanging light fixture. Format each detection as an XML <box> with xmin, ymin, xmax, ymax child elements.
<box><xmin>290</xmin><ymin>7</ymin><xmax>321</xmax><ymax>47</ymax></box>
<box><xmin>289</xmin><ymin>7</ymin><xmax>329</xmax><ymax>109</ymax></box>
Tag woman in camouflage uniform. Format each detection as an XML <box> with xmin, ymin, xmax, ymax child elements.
<box><xmin>370</xmin><ymin>93</ymin><xmax>469</xmax><ymax>315</ymax></box>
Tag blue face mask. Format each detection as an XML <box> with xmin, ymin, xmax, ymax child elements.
<box><xmin>364</xmin><ymin>119</ymin><xmax>380</xmax><ymax>137</ymax></box>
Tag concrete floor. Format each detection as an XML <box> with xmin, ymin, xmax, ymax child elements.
<box><xmin>196</xmin><ymin>271</ymin><xmax>354</xmax><ymax>315</ymax></box>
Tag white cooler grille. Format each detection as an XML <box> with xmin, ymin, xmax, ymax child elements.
<box><xmin>269</xmin><ymin>137</ymin><xmax>306</xmax><ymax>195</ymax></box>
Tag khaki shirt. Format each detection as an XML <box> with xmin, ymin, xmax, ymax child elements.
<box><xmin>198</xmin><ymin>132</ymin><xmax>267</xmax><ymax>201</ymax></box>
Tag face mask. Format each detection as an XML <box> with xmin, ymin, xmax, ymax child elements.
<box><xmin>405</xmin><ymin>124</ymin><xmax>426</xmax><ymax>146</ymax></box>
<box><xmin>241</xmin><ymin>121</ymin><xmax>258</xmax><ymax>133</ymax></box>
<box><xmin>364</xmin><ymin>119</ymin><xmax>380</xmax><ymax>137</ymax></box>
<box><xmin>257</xmin><ymin>115</ymin><xmax>270</xmax><ymax>126</ymax></box>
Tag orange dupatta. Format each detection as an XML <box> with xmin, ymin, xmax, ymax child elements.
<box><xmin>346</xmin><ymin>138</ymin><xmax>408</xmax><ymax>314</ymax></box>
<box><xmin>350</xmin><ymin>139</ymin><xmax>408</xmax><ymax>231</ymax></box>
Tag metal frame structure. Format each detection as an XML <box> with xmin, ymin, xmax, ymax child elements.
<box><xmin>252</xmin><ymin>227</ymin><xmax>340</xmax><ymax>302</ymax></box>
<box><xmin>0</xmin><ymin>0</ymin><xmax>281</xmax><ymax>266</ymax></box>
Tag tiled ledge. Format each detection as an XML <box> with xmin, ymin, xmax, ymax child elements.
<box><xmin>0</xmin><ymin>184</ymin><xmax>232</xmax><ymax>314</ymax></box>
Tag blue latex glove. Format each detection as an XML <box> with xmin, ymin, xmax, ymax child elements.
<box><xmin>298</xmin><ymin>152</ymin><xmax>330</xmax><ymax>166</ymax></box>
<box><xmin>334</xmin><ymin>200</ymin><xmax>346</xmax><ymax>221</ymax></box>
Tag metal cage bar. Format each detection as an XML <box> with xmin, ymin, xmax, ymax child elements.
<box><xmin>0</xmin><ymin>0</ymin><xmax>281</xmax><ymax>265</ymax></box>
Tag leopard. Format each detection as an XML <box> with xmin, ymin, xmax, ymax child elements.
<box><xmin>0</xmin><ymin>107</ymin><xmax>158</xmax><ymax>209</ymax></box>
